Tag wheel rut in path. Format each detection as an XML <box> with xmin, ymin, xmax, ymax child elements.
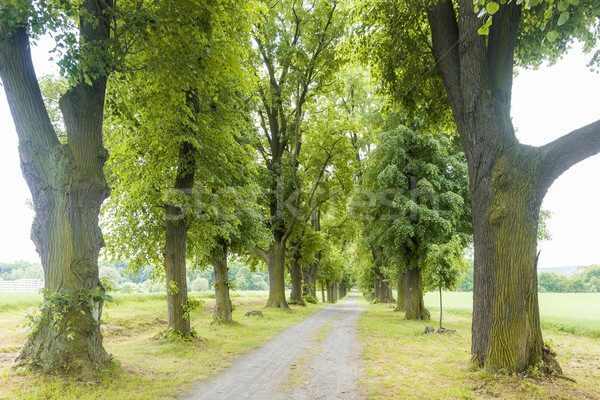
<box><xmin>183</xmin><ymin>289</ymin><xmax>367</xmax><ymax>400</ymax></box>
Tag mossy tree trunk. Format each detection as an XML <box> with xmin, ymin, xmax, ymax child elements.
<box><xmin>302</xmin><ymin>263</ymin><xmax>318</xmax><ymax>298</ymax></box>
<box><xmin>289</xmin><ymin>248</ymin><xmax>305</xmax><ymax>305</ymax></box>
<box><xmin>427</xmin><ymin>1</ymin><xmax>600</xmax><ymax>372</ymax></box>
<box><xmin>164</xmin><ymin>141</ymin><xmax>195</xmax><ymax>336</ymax></box>
<box><xmin>0</xmin><ymin>0</ymin><xmax>114</xmax><ymax>377</ymax></box>
<box><xmin>405</xmin><ymin>266</ymin><xmax>430</xmax><ymax>320</ymax></box>
<box><xmin>213</xmin><ymin>239</ymin><xmax>232</xmax><ymax>322</ymax></box>
<box><xmin>259</xmin><ymin>238</ymin><xmax>289</xmax><ymax>308</ymax></box>
<box><xmin>395</xmin><ymin>272</ymin><xmax>407</xmax><ymax>312</ymax></box>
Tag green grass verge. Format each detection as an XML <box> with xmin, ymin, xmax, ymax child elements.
<box><xmin>0</xmin><ymin>292</ymin><xmax>326</xmax><ymax>399</ymax></box>
<box><xmin>358</xmin><ymin>302</ymin><xmax>600</xmax><ymax>400</ymax></box>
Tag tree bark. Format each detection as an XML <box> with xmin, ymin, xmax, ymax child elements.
<box><xmin>213</xmin><ymin>240</ymin><xmax>232</xmax><ymax>322</ymax></box>
<box><xmin>395</xmin><ymin>272</ymin><xmax>407</xmax><ymax>312</ymax></box>
<box><xmin>301</xmin><ymin>263</ymin><xmax>317</xmax><ymax>297</ymax></box>
<box><xmin>289</xmin><ymin>248</ymin><xmax>305</xmax><ymax>305</ymax></box>
<box><xmin>321</xmin><ymin>280</ymin><xmax>326</xmax><ymax>303</ymax></box>
<box><xmin>1</xmin><ymin>0</ymin><xmax>113</xmax><ymax>377</ymax></box>
<box><xmin>164</xmin><ymin>141</ymin><xmax>195</xmax><ymax>336</ymax></box>
<box><xmin>405</xmin><ymin>267</ymin><xmax>430</xmax><ymax>320</ymax></box>
<box><xmin>265</xmin><ymin>240</ymin><xmax>289</xmax><ymax>308</ymax></box>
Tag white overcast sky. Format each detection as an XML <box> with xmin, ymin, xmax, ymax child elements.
<box><xmin>1</xmin><ymin>38</ymin><xmax>599</xmax><ymax>269</ymax></box>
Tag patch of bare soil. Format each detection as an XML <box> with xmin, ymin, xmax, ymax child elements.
<box><xmin>0</xmin><ymin>352</ymin><xmax>17</xmax><ymax>369</ymax></box>
<box><xmin>182</xmin><ymin>289</ymin><xmax>367</xmax><ymax>400</ymax></box>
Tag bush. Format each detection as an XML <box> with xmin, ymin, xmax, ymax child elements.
<box><xmin>190</xmin><ymin>277</ymin><xmax>209</xmax><ymax>292</ymax></box>
<box><xmin>304</xmin><ymin>295</ymin><xmax>318</xmax><ymax>304</ymax></box>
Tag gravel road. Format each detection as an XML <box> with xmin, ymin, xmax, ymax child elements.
<box><xmin>183</xmin><ymin>289</ymin><xmax>367</xmax><ymax>400</ymax></box>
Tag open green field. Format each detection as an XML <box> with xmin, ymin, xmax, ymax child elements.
<box><xmin>0</xmin><ymin>291</ymin><xmax>324</xmax><ymax>399</ymax></box>
<box><xmin>423</xmin><ymin>292</ymin><xmax>600</xmax><ymax>338</ymax></box>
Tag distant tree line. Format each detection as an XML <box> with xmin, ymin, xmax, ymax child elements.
<box><xmin>0</xmin><ymin>260</ymin><xmax>270</xmax><ymax>294</ymax></box>
<box><xmin>455</xmin><ymin>263</ymin><xmax>600</xmax><ymax>293</ymax></box>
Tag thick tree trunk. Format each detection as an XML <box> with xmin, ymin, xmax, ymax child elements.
<box><xmin>395</xmin><ymin>272</ymin><xmax>407</xmax><ymax>312</ymax></box>
<box><xmin>164</xmin><ymin>141</ymin><xmax>195</xmax><ymax>336</ymax></box>
<box><xmin>326</xmin><ymin>280</ymin><xmax>332</xmax><ymax>303</ymax></box>
<box><xmin>213</xmin><ymin>240</ymin><xmax>232</xmax><ymax>322</ymax></box>
<box><xmin>302</xmin><ymin>262</ymin><xmax>318</xmax><ymax>298</ymax></box>
<box><xmin>289</xmin><ymin>252</ymin><xmax>305</xmax><ymax>305</ymax></box>
<box><xmin>470</xmin><ymin>155</ymin><xmax>548</xmax><ymax>372</ymax></box>
<box><xmin>165</xmin><ymin>211</ymin><xmax>190</xmax><ymax>335</ymax></box>
<box><xmin>379</xmin><ymin>276</ymin><xmax>394</xmax><ymax>303</ymax></box>
<box><xmin>266</xmin><ymin>240</ymin><xmax>289</xmax><ymax>308</ymax></box>
<box><xmin>426</xmin><ymin>1</ymin><xmax>568</xmax><ymax>372</ymax></box>
<box><xmin>1</xmin><ymin>1</ymin><xmax>114</xmax><ymax>377</ymax></box>
<box><xmin>405</xmin><ymin>267</ymin><xmax>430</xmax><ymax>320</ymax></box>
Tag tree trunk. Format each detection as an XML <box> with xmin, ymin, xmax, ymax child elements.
<box><xmin>265</xmin><ymin>240</ymin><xmax>289</xmax><ymax>308</ymax></box>
<box><xmin>213</xmin><ymin>240</ymin><xmax>232</xmax><ymax>322</ymax></box>
<box><xmin>302</xmin><ymin>262</ymin><xmax>318</xmax><ymax>298</ymax></box>
<box><xmin>405</xmin><ymin>266</ymin><xmax>430</xmax><ymax>320</ymax></box>
<box><xmin>289</xmin><ymin>251</ymin><xmax>305</xmax><ymax>305</ymax></box>
<box><xmin>395</xmin><ymin>272</ymin><xmax>407</xmax><ymax>312</ymax></box>
<box><xmin>1</xmin><ymin>1</ymin><xmax>114</xmax><ymax>377</ymax></box>
<box><xmin>426</xmin><ymin>1</ymin><xmax>571</xmax><ymax>372</ymax></box>
<box><xmin>373</xmin><ymin>279</ymin><xmax>380</xmax><ymax>302</ymax></box>
<box><xmin>321</xmin><ymin>280</ymin><xmax>325</xmax><ymax>303</ymax></box>
<box><xmin>379</xmin><ymin>276</ymin><xmax>394</xmax><ymax>303</ymax></box>
<box><xmin>439</xmin><ymin>286</ymin><xmax>443</xmax><ymax>330</ymax></box>
<box><xmin>164</xmin><ymin>141</ymin><xmax>195</xmax><ymax>336</ymax></box>
<box><xmin>470</xmin><ymin>164</ymin><xmax>546</xmax><ymax>372</ymax></box>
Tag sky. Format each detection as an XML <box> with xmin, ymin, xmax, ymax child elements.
<box><xmin>1</xmin><ymin>38</ymin><xmax>600</xmax><ymax>269</ymax></box>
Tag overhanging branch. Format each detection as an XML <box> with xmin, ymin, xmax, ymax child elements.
<box><xmin>539</xmin><ymin>118</ymin><xmax>600</xmax><ymax>193</ymax></box>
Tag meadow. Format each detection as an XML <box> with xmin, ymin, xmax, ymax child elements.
<box><xmin>422</xmin><ymin>291</ymin><xmax>600</xmax><ymax>338</ymax></box>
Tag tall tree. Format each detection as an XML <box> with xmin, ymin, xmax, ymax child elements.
<box><xmin>252</xmin><ymin>0</ymin><xmax>345</xmax><ymax>308</ymax></box>
<box><xmin>102</xmin><ymin>0</ymin><xmax>258</xmax><ymax>336</ymax></box>
<box><xmin>0</xmin><ymin>0</ymin><xmax>115</xmax><ymax>376</ymax></box>
<box><xmin>357</xmin><ymin>0</ymin><xmax>600</xmax><ymax>372</ymax></box>
<box><xmin>356</xmin><ymin>117</ymin><xmax>471</xmax><ymax>320</ymax></box>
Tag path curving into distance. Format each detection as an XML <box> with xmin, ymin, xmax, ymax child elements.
<box><xmin>183</xmin><ymin>288</ymin><xmax>367</xmax><ymax>400</ymax></box>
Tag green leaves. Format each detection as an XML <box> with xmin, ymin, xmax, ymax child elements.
<box><xmin>557</xmin><ymin>11</ymin><xmax>569</xmax><ymax>25</ymax></box>
<box><xmin>486</xmin><ymin>2</ymin><xmax>500</xmax><ymax>15</ymax></box>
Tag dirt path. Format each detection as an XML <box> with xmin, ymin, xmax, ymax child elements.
<box><xmin>183</xmin><ymin>289</ymin><xmax>367</xmax><ymax>400</ymax></box>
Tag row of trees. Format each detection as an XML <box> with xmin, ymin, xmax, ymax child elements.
<box><xmin>2</xmin><ymin>0</ymin><xmax>599</xmax><ymax>379</ymax></box>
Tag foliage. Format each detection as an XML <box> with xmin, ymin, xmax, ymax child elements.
<box><xmin>353</xmin><ymin>115</ymin><xmax>471</xmax><ymax>282</ymax></box>
<box><xmin>423</xmin><ymin>236</ymin><xmax>470</xmax><ymax>293</ymax></box>
<box><xmin>100</xmin><ymin>0</ymin><xmax>268</xmax><ymax>295</ymax></box>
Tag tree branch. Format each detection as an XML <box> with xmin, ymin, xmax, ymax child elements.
<box><xmin>426</xmin><ymin>0</ymin><xmax>463</xmax><ymax>121</ymax></box>
<box><xmin>539</xmin><ymin>118</ymin><xmax>600</xmax><ymax>193</ymax></box>
<box><xmin>252</xmin><ymin>246</ymin><xmax>269</xmax><ymax>264</ymax></box>
<box><xmin>0</xmin><ymin>27</ymin><xmax>59</xmax><ymax>152</ymax></box>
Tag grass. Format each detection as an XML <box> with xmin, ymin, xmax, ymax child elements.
<box><xmin>0</xmin><ymin>291</ymin><xmax>325</xmax><ymax>400</ymax></box>
<box><xmin>424</xmin><ymin>292</ymin><xmax>600</xmax><ymax>338</ymax></box>
<box><xmin>359</xmin><ymin>297</ymin><xmax>600</xmax><ymax>400</ymax></box>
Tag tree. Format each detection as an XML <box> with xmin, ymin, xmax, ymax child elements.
<box><xmin>102</xmin><ymin>0</ymin><xmax>258</xmax><ymax>335</ymax></box>
<box><xmin>423</xmin><ymin>236</ymin><xmax>470</xmax><ymax>329</ymax></box>
<box><xmin>0</xmin><ymin>0</ymin><xmax>116</xmax><ymax>376</ymax></box>
<box><xmin>356</xmin><ymin>117</ymin><xmax>471</xmax><ymax>320</ymax></box>
<box><xmin>357</xmin><ymin>0</ymin><xmax>600</xmax><ymax>372</ymax></box>
<box><xmin>251</xmin><ymin>0</ymin><xmax>345</xmax><ymax>308</ymax></box>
